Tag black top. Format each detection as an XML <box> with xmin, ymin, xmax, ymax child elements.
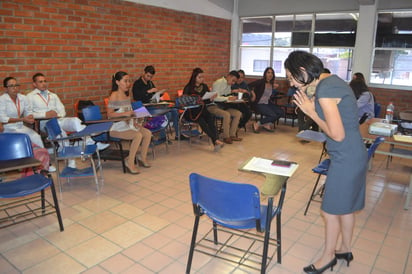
<box><xmin>132</xmin><ymin>76</ymin><xmax>155</xmax><ymax>103</ymax></box>
<box><xmin>183</xmin><ymin>83</ymin><xmax>211</xmax><ymax>104</ymax></box>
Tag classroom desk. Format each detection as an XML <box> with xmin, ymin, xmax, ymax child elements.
<box><xmin>360</xmin><ymin>118</ymin><xmax>412</xmax><ymax>210</ymax></box>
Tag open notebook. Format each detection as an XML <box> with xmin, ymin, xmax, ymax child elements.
<box><xmin>240</xmin><ymin>157</ymin><xmax>298</xmax><ymax>177</ymax></box>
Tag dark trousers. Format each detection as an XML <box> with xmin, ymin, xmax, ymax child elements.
<box><xmin>256</xmin><ymin>103</ymin><xmax>284</xmax><ymax>124</ymax></box>
<box><xmin>184</xmin><ymin>107</ymin><xmax>218</xmax><ymax>144</ymax></box>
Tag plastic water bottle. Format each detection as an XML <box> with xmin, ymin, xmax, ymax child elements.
<box><xmin>385</xmin><ymin>102</ymin><xmax>394</xmax><ymax>123</ymax></box>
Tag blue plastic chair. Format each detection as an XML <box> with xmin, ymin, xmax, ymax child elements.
<box><xmin>280</xmin><ymin>87</ymin><xmax>298</xmax><ymax>127</ymax></box>
<box><xmin>82</xmin><ymin>105</ymin><xmax>128</xmax><ymax>173</ymax></box>
<box><xmin>45</xmin><ymin>117</ymin><xmax>102</xmax><ymax>192</ymax></box>
<box><xmin>175</xmin><ymin>97</ymin><xmax>202</xmax><ymax>145</ymax></box>
<box><xmin>0</xmin><ymin>133</ymin><xmax>64</xmax><ymax>231</ymax></box>
<box><xmin>186</xmin><ymin>173</ymin><xmax>287</xmax><ymax>273</ymax></box>
<box><xmin>304</xmin><ymin>136</ymin><xmax>385</xmax><ymax>215</ymax></box>
<box><xmin>374</xmin><ymin>103</ymin><xmax>381</xmax><ymax>118</ymax></box>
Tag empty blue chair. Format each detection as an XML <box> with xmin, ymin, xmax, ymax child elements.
<box><xmin>186</xmin><ymin>173</ymin><xmax>287</xmax><ymax>273</ymax></box>
<box><xmin>0</xmin><ymin>133</ymin><xmax>63</xmax><ymax>231</ymax></box>
<box><xmin>304</xmin><ymin>136</ymin><xmax>385</xmax><ymax>215</ymax></box>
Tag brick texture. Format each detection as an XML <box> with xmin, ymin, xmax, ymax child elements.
<box><xmin>0</xmin><ymin>0</ymin><xmax>231</xmax><ymax>115</ymax></box>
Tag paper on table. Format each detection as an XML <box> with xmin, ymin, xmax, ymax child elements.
<box><xmin>152</xmin><ymin>89</ymin><xmax>167</xmax><ymax>103</ymax></box>
<box><xmin>133</xmin><ymin>106</ymin><xmax>152</xmax><ymax>118</ymax></box>
<box><xmin>241</xmin><ymin>157</ymin><xmax>298</xmax><ymax>177</ymax></box>
<box><xmin>202</xmin><ymin>91</ymin><xmax>217</xmax><ymax>100</ymax></box>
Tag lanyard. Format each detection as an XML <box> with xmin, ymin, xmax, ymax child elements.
<box><xmin>9</xmin><ymin>95</ymin><xmax>21</xmax><ymax>117</ymax></box>
<box><xmin>37</xmin><ymin>92</ymin><xmax>49</xmax><ymax>106</ymax></box>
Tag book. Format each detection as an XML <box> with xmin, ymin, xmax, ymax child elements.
<box><xmin>240</xmin><ymin>157</ymin><xmax>298</xmax><ymax>177</ymax></box>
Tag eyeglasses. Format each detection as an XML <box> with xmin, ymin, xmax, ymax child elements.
<box><xmin>7</xmin><ymin>84</ymin><xmax>20</xmax><ymax>88</ymax></box>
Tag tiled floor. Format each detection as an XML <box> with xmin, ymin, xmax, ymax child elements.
<box><xmin>1</xmin><ymin>122</ymin><xmax>411</xmax><ymax>273</ymax></box>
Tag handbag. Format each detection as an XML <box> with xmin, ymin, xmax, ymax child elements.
<box><xmin>176</xmin><ymin>95</ymin><xmax>204</xmax><ymax>121</ymax></box>
<box><xmin>176</xmin><ymin>95</ymin><xmax>202</xmax><ymax>107</ymax></box>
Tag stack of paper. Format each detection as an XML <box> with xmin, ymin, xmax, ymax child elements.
<box><xmin>241</xmin><ymin>157</ymin><xmax>298</xmax><ymax>177</ymax></box>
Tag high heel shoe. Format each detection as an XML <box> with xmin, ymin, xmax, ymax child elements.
<box><xmin>252</xmin><ymin>122</ymin><xmax>260</xmax><ymax>134</ymax></box>
<box><xmin>335</xmin><ymin>252</ymin><xmax>353</xmax><ymax>266</ymax></box>
<box><xmin>137</xmin><ymin>155</ymin><xmax>151</xmax><ymax>168</ymax></box>
<box><xmin>303</xmin><ymin>258</ymin><xmax>337</xmax><ymax>274</ymax></box>
<box><xmin>125</xmin><ymin>159</ymin><xmax>140</xmax><ymax>174</ymax></box>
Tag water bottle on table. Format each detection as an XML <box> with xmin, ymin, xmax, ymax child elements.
<box><xmin>385</xmin><ymin>102</ymin><xmax>394</xmax><ymax>123</ymax></box>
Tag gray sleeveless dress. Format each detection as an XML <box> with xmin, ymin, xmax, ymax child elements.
<box><xmin>315</xmin><ymin>75</ymin><xmax>368</xmax><ymax>215</ymax></box>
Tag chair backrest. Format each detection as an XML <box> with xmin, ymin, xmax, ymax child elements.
<box><xmin>82</xmin><ymin>105</ymin><xmax>103</xmax><ymax>121</ymax></box>
<box><xmin>367</xmin><ymin>136</ymin><xmax>384</xmax><ymax>160</ymax></box>
<box><xmin>189</xmin><ymin>173</ymin><xmax>261</xmax><ymax>228</ymax></box>
<box><xmin>44</xmin><ymin>118</ymin><xmax>63</xmax><ymax>140</ymax></box>
<box><xmin>0</xmin><ymin>133</ymin><xmax>34</xmax><ymax>160</ymax></box>
<box><xmin>374</xmin><ymin>103</ymin><xmax>381</xmax><ymax>118</ymax></box>
<box><xmin>131</xmin><ymin>101</ymin><xmax>143</xmax><ymax>110</ymax></box>
<box><xmin>177</xmin><ymin>89</ymin><xmax>184</xmax><ymax>97</ymax></box>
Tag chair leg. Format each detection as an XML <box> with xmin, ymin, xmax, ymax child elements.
<box><xmin>186</xmin><ymin>215</ymin><xmax>200</xmax><ymax>274</ymax></box>
<box><xmin>213</xmin><ymin>221</ymin><xmax>218</xmax><ymax>245</ymax></box>
<box><xmin>261</xmin><ymin>196</ymin><xmax>274</xmax><ymax>274</ymax></box>
<box><xmin>49</xmin><ymin>176</ymin><xmax>64</xmax><ymax>231</ymax></box>
<box><xmin>276</xmin><ymin>208</ymin><xmax>282</xmax><ymax>264</ymax></box>
<box><xmin>304</xmin><ymin>174</ymin><xmax>322</xmax><ymax>216</ymax></box>
<box><xmin>41</xmin><ymin>189</ymin><xmax>46</xmax><ymax>214</ymax></box>
<box><xmin>89</xmin><ymin>154</ymin><xmax>100</xmax><ymax>192</ymax></box>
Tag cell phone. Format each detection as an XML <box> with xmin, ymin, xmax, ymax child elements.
<box><xmin>271</xmin><ymin>160</ymin><xmax>293</xmax><ymax>167</ymax></box>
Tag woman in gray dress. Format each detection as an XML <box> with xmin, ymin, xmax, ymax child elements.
<box><xmin>284</xmin><ymin>51</ymin><xmax>367</xmax><ymax>274</ymax></box>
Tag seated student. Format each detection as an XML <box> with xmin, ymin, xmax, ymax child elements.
<box><xmin>349</xmin><ymin>78</ymin><xmax>375</xmax><ymax>120</ymax></box>
<box><xmin>0</xmin><ymin>76</ymin><xmax>44</xmax><ymax>148</ymax></box>
<box><xmin>132</xmin><ymin>65</ymin><xmax>184</xmax><ymax>141</ymax></box>
<box><xmin>107</xmin><ymin>71</ymin><xmax>152</xmax><ymax>174</ymax></box>
<box><xmin>230</xmin><ymin>69</ymin><xmax>252</xmax><ymax>129</ymax></box>
<box><xmin>27</xmin><ymin>73</ymin><xmax>109</xmax><ymax>151</ymax></box>
<box><xmin>210</xmin><ymin>71</ymin><xmax>242</xmax><ymax>144</ymax></box>
<box><xmin>0</xmin><ymin>77</ymin><xmax>53</xmax><ymax>173</ymax></box>
<box><xmin>248</xmin><ymin>67</ymin><xmax>284</xmax><ymax>133</ymax></box>
<box><xmin>183</xmin><ymin>68</ymin><xmax>224</xmax><ymax>152</ymax></box>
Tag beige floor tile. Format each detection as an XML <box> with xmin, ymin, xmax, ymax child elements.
<box><xmin>78</xmin><ymin>211</ymin><xmax>127</xmax><ymax>234</ymax></box>
<box><xmin>99</xmin><ymin>253</ymin><xmax>135</xmax><ymax>273</ymax></box>
<box><xmin>101</xmin><ymin>221</ymin><xmax>152</xmax><ymax>248</ymax></box>
<box><xmin>66</xmin><ymin>236</ymin><xmax>122</xmax><ymax>268</ymax></box>
<box><xmin>3</xmin><ymin>238</ymin><xmax>60</xmax><ymax>270</ymax></box>
<box><xmin>23</xmin><ymin>253</ymin><xmax>86</xmax><ymax>274</ymax></box>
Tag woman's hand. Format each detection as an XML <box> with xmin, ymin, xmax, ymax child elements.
<box><xmin>293</xmin><ymin>89</ymin><xmax>315</xmax><ymax>118</ymax></box>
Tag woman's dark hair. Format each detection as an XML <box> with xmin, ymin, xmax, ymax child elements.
<box><xmin>186</xmin><ymin>67</ymin><xmax>204</xmax><ymax>90</ymax></box>
<box><xmin>111</xmin><ymin>71</ymin><xmax>128</xmax><ymax>91</ymax></box>
<box><xmin>3</xmin><ymin>76</ymin><xmax>16</xmax><ymax>88</ymax></box>
<box><xmin>284</xmin><ymin>50</ymin><xmax>324</xmax><ymax>85</ymax></box>
<box><xmin>349</xmin><ymin>78</ymin><xmax>369</xmax><ymax>99</ymax></box>
<box><xmin>353</xmin><ymin>72</ymin><xmax>365</xmax><ymax>82</ymax></box>
<box><xmin>263</xmin><ymin>67</ymin><xmax>275</xmax><ymax>85</ymax></box>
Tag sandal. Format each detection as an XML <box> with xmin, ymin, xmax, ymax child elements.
<box><xmin>137</xmin><ymin>155</ymin><xmax>151</xmax><ymax>168</ymax></box>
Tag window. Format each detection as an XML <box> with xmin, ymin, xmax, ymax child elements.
<box><xmin>239</xmin><ymin>13</ymin><xmax>358</xmax><ymax>81</ymax></box>
<box><xmin>371</xmin><ymin>11</ymin><xmax>412</xmax><ymax>86</ymax></box>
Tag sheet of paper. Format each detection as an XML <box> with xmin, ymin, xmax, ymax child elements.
<box><xmin>152</xmin><ymin>89</ymin><xmax>166</xmax><ymax>103</ymax></box>
<box><xmin>133</xmin><ymin>106</ymin><xmax>152</xmax><ymax>118</ymax></box>
<box><xmin>202</xmin><ymin>91</ymin><xmax>217</xmax><ymax>100</ymax></box>
<box><xmin>241</xmin><ymin>157</ymin><xmax>298</xmax><ymax>177</ymax></box>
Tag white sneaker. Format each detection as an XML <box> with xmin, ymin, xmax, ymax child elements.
<box><xmin>48</xmin><ymin>165</ymin><xmax>56</xmax><ymax>172</ymax></box>
<box><xmin>96</xmin><ymin>142</ymin><xmax>110</xmax><ymax>151</ymax></box>
<box><xmin>68</xmin><ymin>159</ymin><xmax>77</xmax><ymax>169</ymax></box>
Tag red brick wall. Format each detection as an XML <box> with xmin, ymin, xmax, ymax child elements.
<box><xmin>0</xmin><ymin>0</ymin><xmax>231</xmax><ymax>115</ymax></box>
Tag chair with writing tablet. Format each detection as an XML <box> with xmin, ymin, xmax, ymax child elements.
<box><xmin>82</xmin><ymin>105</ymin><xmax>128</xmax><ymax>173</ymax></box>
<box><xmin>186</xmin><ymin>172</ymin><xmax>287</xmax><ymax>274</ymax></box>
<box><xmin>0</xmin><ymin>132</ymin><xmax>64</xmax><ymax>231</ymax></box>
<box><xmin>304</xmin><ymin>136</ymin><xmax>384</xmax><ymax>215</ymax></box>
